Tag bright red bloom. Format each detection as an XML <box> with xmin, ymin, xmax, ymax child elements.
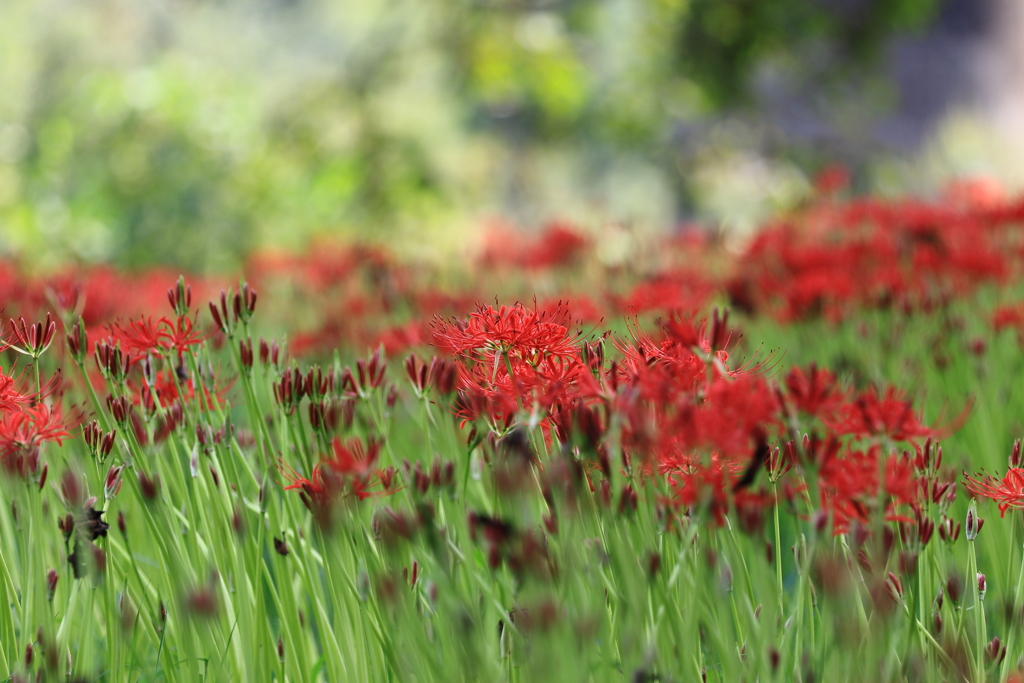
<box><xmin>963</xmin><ymin>468</ymin><xmax>1024</xmax><ymax>516</ymax></box>
<box><xmin>433</xmin><ymin>303</ymin><xmax>581</xmax><ymax>363</ymax></box>
<box><xmin>0</xmin><ymin>367</ymin><xmax>32</xmax><ymax>413</ymax></box>
<box><xmin>108</xmin><ymin>315</ymin><xmax>204</xmax><ymax>361</ymax></box>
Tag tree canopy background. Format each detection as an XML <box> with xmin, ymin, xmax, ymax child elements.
<box><xmin>2</xmin><ymin>0</ymin><xmax>995</xmax><ymax>273</ymax></box>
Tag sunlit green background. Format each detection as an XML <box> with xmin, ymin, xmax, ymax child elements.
<box><xmin>4</xmin><ymin>0</ymin><xmax>1014</xmax><ymax>273</ymax></box>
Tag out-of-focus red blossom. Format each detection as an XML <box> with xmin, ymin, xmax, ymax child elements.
<box><xmin>963</xmin><ymin>468</ymin><xmax>1024</xmax><ymax>516</ymax></box>
<box><xmin>610</xmin><ymin>273</ymin><xmax>716</xmax><ymax>315</ymax></box>
<box><xmin>728</xmin><ymin>186</ymin><xmax>1018</xmax><ymax>321</ymax></box>
<box><xmin>128</xmin><ymin>369</ymin><xmax>229</xmax><ymax>413</ymax></box>
<box><xmin>783</xmin><ymin>365</ymin><xmax>844</xmax><ymax>420</ymax></box>
<box><xmin>280</xmin><ymin>437</ymin><xmax>394</xmax><ymax>520</ymax></box>
<box><xmin>478</xmin><ymin>221</ymin><xmax>589</xmax><ymax>270</ymax></box>
<box><xmin>818</xmin><ymin>448</ymin><xmax>919</xmax><ymax>533</ymax></box>
<box><xmin>0</xmin><ymin>404</ymin><xmax>74</xmax><ymax>478</ymax></box>
<box><xmin>824</xmin><ymin>387</ymin><xmax>962</xmax><ymax>442</ymax></box>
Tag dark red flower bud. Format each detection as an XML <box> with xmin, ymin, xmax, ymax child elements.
<box><xmin>988</xmin><ymin>636</ymin><xmax>1006</xmax><ymax>664</ymax></box>
<box><xmin>947</xmin><ymin>575</ymin><xmax>963</xmax><ymax>605</ymax></box>
<box><xmin>239</xmin><ymin>339</ymin><xmax>253</xmax><ymax>371</ymax></box>
<box><xmin>117</xmin><ymin>511</ymin><xmax>126</xmax><ymax>536</ymax></box>
<box><xmin>46</xmin><ymin>568</ymin><xmax>58</xmax><ymax>600</ymax></box>
<box><xmin>647</xmin><ymin>552</ymin><xmax>661</xmax><ymax>578</ymax></box>
<box><xmin>167</xmin><ymin>276</ymin><xmax>192</xmax><ymax>318</ymax></box>
<box><xmin>138</xmin><ymin>471</ymin><xmax>160</xmax><ymax>501</ymax></box>
<box><xmin>966</xmin><ymin>502</ymin><xmax>983</xmax><ymax>541</ymax></box>
<box><xmin>66</xmin><ymin>321</ymin><xmax>88</xmax><ymax>364</ymax></box>
<box><xmin>274</xmin><ymin>537</ymin><xmax>289</xmax><ymax>557</ymax></box>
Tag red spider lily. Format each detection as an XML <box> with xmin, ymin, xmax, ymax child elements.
<box><xmin>783</xmin><ymin>364</ymin><xmax>845</xmax><ymax>420</ymax></box>
<box><xmin>817</xmin><ymin>447</ymin><xmax>920</xmax><ymax>534</ymax></box>
<box><xmin>280</xmin><ymin>437</ymin><xmax>392</xmax><ymax>522</ymax></box>
<box><xmin>963</xmin><ymin>468</ymin><xmax>1024</xmax><ymax>516</ymax></box>
<box><xmin>108</xmin><ymin>315</ymin><xmax>204</xmax><ymax>361</ymax></box>
<box><xmin>825</xmin><ymin>388</ymin><xmax>949</xmax><ymax>442</ymax></box>
<box><xmin>129</xmin><ymin>368</ymin><xmax>229</xmax><ymax>414</ymax></box>
<box><xmin>0</xmin><ymin>367</ymin><xmax>33</xmax><ymax>413</ymax></box>
<box><xmin>661</xmin><ymin>455</ymin><xmax>774</xmax><ymax>527</ymax></box>
<box><xmin>0</xmin><ymin>404</ymin><xmax>75</xmax><ymax>479</ymax></box>
<box><xmin>433</xmin><ymin>302</ymin><xmax>582</xmax><ymax>365</ymax></box>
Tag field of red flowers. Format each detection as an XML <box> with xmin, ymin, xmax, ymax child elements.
<box><xmin>6</xmin><ymin>179</ymin><xmax>1024</xmax><ymax>682</ymax></box>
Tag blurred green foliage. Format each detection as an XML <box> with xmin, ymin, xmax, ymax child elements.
<box><xmin>0</xmin><ymin>0</ymin><xmax>939</xmax><ymax>273</ymax></box>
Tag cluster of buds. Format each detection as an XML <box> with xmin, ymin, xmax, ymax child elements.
<box><xmin>402</xmin><ymin>458</ymin><xmax>455</xmax><ymax>495</ymax></box>
<box><xmin>339</xmin><ymin>348</ymin><xmax>387</xmax><ymax>399</ymax></box>
<box><xmin>580</xmin><ymin>336</ymin><xmax>607</xmax><ymax>373</ymax></box>
<box><xmin>209</xmin><ymin>282</ymin><xmax>257</xmax><ymax>336</ymax></box>
<box><xmin>304</xmin><ymin>365</ymin><xmax>334</xmax><ymax>402</ymax></box>
<box><xmin>7</xmin><ymin>313</ymin><xmax>57</xmax><ymax>358</ymax></box>
<box><xmin>65</xmin><ymin>321</ymin><xmax>88</xmax><ymax>365</ymax></box>
<box><xmin>95</xmin><ymin>341</ymin><xmax>131</xmax><ymax>384</ymax></box>
<box><xmin>260</xmin><ymin>339</ymin><xmax>282</xmax><ymax>369</ymax></box>
<box><xmin>371</xmin><ymin>506</ymin><xmax>425</xmax><ymax>548</ymax></box>
<box><xmin>308</xmin><ymin>398</ymin><xmax>355</xmax><ymax>434</ymax></box>
<box><xmin>273</xmin><ymin>368</ymin><xmax>306</xmax><ymax>415</ymax></box>
<box><xmin>239</xmin><ymin>339</ymin><xmax>254</xmax><ymax>373</ymax></box>
<box><xmin>106</xmin><ymin>395</ymin><xmax>134</xmax><ymax>430</ymax></box>
<box><xmin>938</xmin><ymin>515</ymin><xmax>961</xmax><ymax>543</ymax></box>
<box><xmin>404</xmin><ymin>354</ymin><xmax>457</xmax><ymax>398</ymax></box>
<box><xmin>167</xmin><ymin>276</ymin><xmax>192</xmax><ymax>318</ymax></box>
<box><xmin>81</xmin><ymin>419</ymin><xmax>116</xmax><ymax>462</ymax></box>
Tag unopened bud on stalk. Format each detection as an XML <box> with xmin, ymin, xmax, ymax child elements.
<box><xmin>66</xmin><ymin>321</ymin><xmax>88</xmax><ymax>364</ymax></box>
<box><xmin>104</xmin><ymin>465</ymin><xmax>124</xmax><ymax>500</ymax></box>
<box><xmin>117</xmin><ymin>511</ymin><xmax>126</xmax><ymax>536</ymax></box>
<box><xmin>46</xmin><ymin>569</ymin><xmax>58</xmax><ymax>601</ymax></box>
<box><xmin>988</xmin><ymin>636</ymin><xmax>1006</xmax><ymax>664</ymax></box>
<box><xmin>259</xmin><ymin>339</ymin><xmax>280</xmax><ymax>367</ymax></box>
<box><xmin>1012</xmin><ymin>439</ymin><xmax>1023</xmax><ymax>469</ymax></box>
<box><xmin>938</xmin><ymin>515</ymin><xmax>961</xmax><ymax>543</ymax></box>
<box><xmin>978</xmin><ymin>573</ymin><xmax>987</xmax><ymax>600</ymax></box>
<box><xmin>233</xmin><ymin>282</ymin><xmax>257</xmax><ymax>325</ymax></box>
<box><xmin>966</xmin><ymin>501</ymin><xmax>984</xmax><ymax>541</ymax></box>
<box><xmin>947</xmin><ymin>575</ymin><xmax>963</xmax><ymax>605</ymax></box>
<box><xmin>239</xmin><ymin>339</ymin><xmax>253</xmax><ymax>372</ymax></box>
<box><xmin>138</xmin><ymin>471</ymin><xmax>160</xmax><ymax>501</ymax></box>
<box><xmin>167</xmin><ymin>276</ymin><xmax>192</xmax><ymax>318</ymax></box>
<box><xmin>886</xmin><ymin>572</ymin><xmax>904</xmax><ymax>603</ymax></box>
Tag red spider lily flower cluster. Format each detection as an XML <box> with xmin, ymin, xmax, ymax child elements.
<box><xmin>280</xmin><ymin>437</ymin><xmax>396</xmax><ymax>525</ymax></box>
<box><xmin>107</xmin><ymin>316</ymin><xmax>204</xmax><ymax>364</ymax></box>
<box><xmin>429</xmin><ymin>302</ymin><xmax>961</xmax><ymax>538</ymax></box>
<box><xmin>726</xmin><ymin>187</ymin><xmax>1024</xmax><ymax>322</ymax></box>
